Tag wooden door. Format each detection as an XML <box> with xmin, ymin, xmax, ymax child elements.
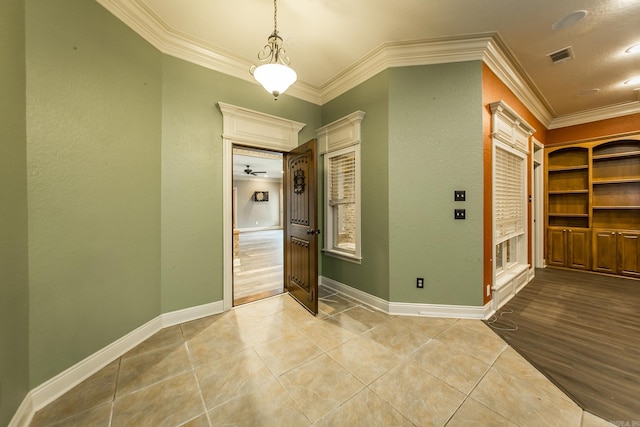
<box><xmin>592</xmin><ymin>230</ymin><xmax>617</xmax><ymax>274</ymax></box>
<box><xmin>618</xmin><ymin>232</ymin><xmax>640</xmax><ymax>278</ymax></box>
<box><xmin>567</xmin><ymin>228</ymin><xmax>590</xmax><ymax>270</ymax></box>
<box><xmin>284</xmin><ymin>139</ymin><xmax>319</xmax><ymax>315</ymax></box>
<box><xmin>547</xmin><ymin>228</ymin><xmax>567</xmax><ymax>267</ymax></box>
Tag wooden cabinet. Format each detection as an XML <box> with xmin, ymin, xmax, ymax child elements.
<box><xmin>593</xmin><ymin>230</ymin><xmax>640</xmax><ymax>277</ymax></box>
<box><xmin>547</xmin><ymin>227</ymin><xmax>590</xmax><ymax>269</ymax></box>
<box><xmin>545</xmin><ymin>137</ymin><xmax>640</xmax><ymax>277</ymax></box>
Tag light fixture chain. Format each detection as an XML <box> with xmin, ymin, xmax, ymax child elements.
<box><xmin>273</xmin><ymin>0</ymin><xmax>278</xmax><ymax>34</ymax></box>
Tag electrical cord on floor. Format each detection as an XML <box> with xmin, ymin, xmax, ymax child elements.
<box><xmin>487</xmin><ymin>306</ymin><xmax>519</xmax><ymax>332</ymax></box>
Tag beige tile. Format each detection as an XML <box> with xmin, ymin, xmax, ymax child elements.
<box><xmin>32</xmin><ymin>402</ymin><xmax>112</xmax><ymax>427</ymax></box>
<box><xmin>319</xmin><ymin>285</ymin><xmax>337</xmax><ymax>298</ymax></box>
<box><xmin>30</xmin><ymin>360</ymin><xmax>119</xmax><ymax>426</ymax></box>
<box><xmin>328</xmin><ymin>336</ymin><xmax>402</xmax><ymax>384</ymax></box>
<box><xmin>316</xmin><ymin>388</ymin><xmax>413</xmax><ymax>427</ymax></box>
<box><xmin>196</xmin><ymin>348</ymin><xmax>275</xmax><ymax>410</ymax></box>
<box><xmin>446</xmin><ymin>397</ymin><xmax>517</xmax><ymax>426</ymax></box>
<box><xmin>111</xmin><ymin>372</ymin><xmax>205</xmax><ymax>427</ymax></box>
<box><xmin>393</xmin><ymin>315</ymin><xmax>457</xmax><ymax>338</ymax></box>
<box><xmin>409</xmin><ymin>338</ymin><xmax>490</xmax><ymax>394</ymax></box>
<box><xmin>471</xmin><ymin>367</ymin><xmax>583</xmax><ymax>427</ymax></box>
<box><xmin>364</xmin><ymin>320</ymin><xmax>431</xmax><ymax>358</ymax></box>
<box><xmin>180</xmin><ymin>311</ymin><xmax>235</xmax><ymax>341</ymax></box>
<box><xmin>208</xmin><ymin>378</ymin><xmax>310</xmax><ymax>426</ymax></box>
<box><xmin>179</xmin><ymin>413</ymin><xmax>211</xmax><ymax>427</ymax></box>
<box><xmin>493</xmin><ymin>347</ymin><xmax>571</xmax><ymax>402</ymax></box>
<box><xmin>124</xmin><ymin>325</ymin><xmax>184</xmax><ymax>358</ymax></box>
<box><xmin>186</xmin><ymin>325</ymin><xmax>250</xmax><ymax>366</ymax></box>
<box><xmin>319</xmin><ymin>294</ymin><xmax>358</xmax><ymax>316</ymax></box>
<box><xmin>455</xmin><ymin>318</ymin><xmax>503</xmax><ymax>338</ymax></box>
<box><xmin>296</xmin><ymin>316</ymin><xmax>357</xmax><ymax>351</ymax></box>
<box><xmin>436</xmin><ymin>323</ymin><xmax>507</xmax><ymax>365</ymax></box>
<box><xmin>327</xmin><ymin>306</ymin><xmax>390</xmax><ymax>334</ymax></box>
<box><xmin>117</xmin><ymin>343</ymin><xmax>192</xmax><ymax>397</ymax></box>
<box><xmin>276</xmin><ymin>302</ymin><xmax>319</xmax><ymax>326</ymax></box>
<box><xmin>279</xmin><ymin>354</ymin><xmax>364</xmax><ymax>423</ymax></box>
<box><xmin>253</xmin><ymin>330</ymin><xmax>322</xmax><ymax>376</ymax></box>
<box><xmin>233</xmin><ymin>294</ymin><xmax>289</xmax><ymax>317</ymax></box>
<box><xmin>369</xmin><ymin>361</ymin><xmax>466</xmax><ymax>427</ymax></box>
<box><xmin>581</xmin><ymin>411</ymin><xmax>618</xmax><ymax>427</ymax></box>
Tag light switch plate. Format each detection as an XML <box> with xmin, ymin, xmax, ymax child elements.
<box><xmin>454</xmin><ymin>209</ymin><xmax>466</xmax><ymax>219</ymax></box>
<box><xmin>454</xmin><ymin>190</ymin><xmax>466</xmax><ymax>201</ymax></box>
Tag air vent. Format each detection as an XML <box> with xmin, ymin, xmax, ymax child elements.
<box><xmin>548</xmin><ymin>46</ymin><xmax>574</xmax><ymax>64</ymax></box>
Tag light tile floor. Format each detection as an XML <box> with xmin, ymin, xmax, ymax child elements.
<box><xmin>30</xmin><ymin>288</ymin><xmax>617</xmax><ymax>427</ymax></box>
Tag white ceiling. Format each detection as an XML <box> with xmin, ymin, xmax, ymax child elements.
<box><xmin>99</xmin><ymin>0</ymin><xmax>640</xmax><ymax>128</ymax></box>
<box><xmin>233</xmin><ymin>151</ymin><xmax>283</xmax><ymax>180</ymax></box>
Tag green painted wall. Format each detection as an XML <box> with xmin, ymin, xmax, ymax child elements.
<box><xmin>388</xmin><ymin>62</ymin><xmax>484</xmax><ymax>306</ymax></box>
<box><xmin>0</xmin><ymin>0</ymin><xmax>30</xmax><ymax>423</ymax></box>
<box><xmin>26</xmin><ymin>0</ymin><xmax>163</xmax><ymax>386</ymax></box>
<box><xmin>160</xmin><ymin>55</ymin><xmax>321</xmax><ymax>312</ymax></box>
<box><xmin>321</xmin><ymin>72</ymin><xmax>391</xmax><ymax>300</ymax></box>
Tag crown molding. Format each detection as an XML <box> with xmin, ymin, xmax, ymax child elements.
<box><xmin>97</xmin><ymin>0</ymin><xmax>637</xmax><ymax>127</ymax></box>
<box><xmin>548</xmin><ymin>100</ymin><xmax>640</xmax><ymax>129</ymax></box>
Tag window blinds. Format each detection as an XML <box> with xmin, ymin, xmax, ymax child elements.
<box><xmin>329</xmin><ymin>152</ymin><xmax>356</xmax><ymax>205</ymax></box>
<box><xmin>495</xmin><ymin>145</ymin><xmax>524</xmax><ymax>242</ymax></box>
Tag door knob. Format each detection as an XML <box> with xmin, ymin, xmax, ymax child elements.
<box><xmin>306</xmin><ymin>229</ymin><xmax>320</xmax><ymax>235</ymax></box>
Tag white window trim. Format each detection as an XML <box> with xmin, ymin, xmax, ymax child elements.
<box><xmin>317</xmin><ymin>111</ymin><xmax>365</xmax><ymax>264</ymax></box>
<box><xmin>490</xmin><ymin>101</ymin><xmax>533</xmax><ymax>286</ymax></box>
<box><xmin>324</xmin><ymin>145</ymin><xmax>362</xmax><ymax>263</ymax></box>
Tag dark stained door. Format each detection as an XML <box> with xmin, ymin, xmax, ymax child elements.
<box><xmin>284</xmin><ymin>139</ymin><xmax>319</xmax><ymax>315</ymax></box>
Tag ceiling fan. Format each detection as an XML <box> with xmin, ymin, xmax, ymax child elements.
<box><xmin>243</xmin><ymin>165</ymin><xmax>266</xmax><ymax>176</ymax></box>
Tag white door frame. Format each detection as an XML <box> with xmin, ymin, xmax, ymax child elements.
<box><xmin>218</xmin><ymin>102</ymin><xmax>305</xmax><ymax>310</ymax></box>
<box><xmin>532</xmin><ymin>138</ymin><xmax>545</xmax><ymax>269</ymax></box>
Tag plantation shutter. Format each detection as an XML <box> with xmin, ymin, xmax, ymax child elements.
<box><xmin>495</xmin><ymin>145</ymin><xmax>524</xmax><ymax>243</ymax></box>
<box><xmin>329</xmin><ymin>152</ymin><xmax>356</xmax><ymax>205</ymax></box>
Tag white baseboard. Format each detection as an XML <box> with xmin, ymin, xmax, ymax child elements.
<box><xmin>320</xmin><ymin>276</ymin><xmax>389</xmax><ymax>313</ymax></box>
<box><xmin>389</xmin><ymin>301</ymin><xmax>491</xmax><ymax>319</ymax></box>
<box><xmin>320</xmin><ymin>276</ymin><xmax>491</xmax><ymax>319</ymax></box>
<box><xmin>161</xmin><ymin>300</ymin><xmax>224</xmax><ymax>328</ymax></box>
<box><xmin>10</xmin><ymin>300</ymin><xmax>224</xmax><ymax>427</ymax></box>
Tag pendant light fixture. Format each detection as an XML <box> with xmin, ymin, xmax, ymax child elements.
<box><xmin>250</xmin><ymin>0</ymin><xmax>297</xmax><ymax>99</ymax></box>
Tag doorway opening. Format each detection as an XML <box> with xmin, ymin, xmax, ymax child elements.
<box><xmin>232</xmin><ymin>146</ymin><xmax>284</xmax><ymax>306</ymax></box>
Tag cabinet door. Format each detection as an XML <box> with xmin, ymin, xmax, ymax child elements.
<box><xmin>547</xmin><ymin>228</ymin><xmax>567</xmax><ymax>267</ymax></box>
<box><xmin>618</xmin><ymin>232</ymin><xmax>640</xmax><ymax>278</ymax></box>
<box><xmin>567</xmin><ymin>228</ymin><xmax>590</xmax><ymax>270</ymax></box>
<box><xmin>592</xmin><ymin>230</ymin><xmax>617</xmax><ymax>273</ymax></box>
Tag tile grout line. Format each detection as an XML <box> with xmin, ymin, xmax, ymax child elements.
<box><xmin>180</xmin><ymin>323</ymin><xmax>214</xmax><ymax>427</ymax></box>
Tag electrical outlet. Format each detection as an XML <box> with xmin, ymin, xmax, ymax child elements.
<box><xmin>417</xmin><ymin>278</ymin><xmax>424</xmax><ymax>288</ymax></box>
<box><xmin>454</xmin><ymin>209</ymin><xmax>466</xmax><ymax>219</ymax></box>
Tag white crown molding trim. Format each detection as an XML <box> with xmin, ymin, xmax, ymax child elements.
<box><xmin>548</xmin><ymin>100</ymin><xmax>640</xmax><ymax>129</ymax></box>
<box><xmin>96</xmin><ymin>0</ymin><xmax>322</xmax><ymax>104</ymax></box>
<box><xmin>98</xmin><ymin>0</ymin><xmax>638</xmax><ymax>127</ymax></box>
<box><xmin>10</xmin><ymin>300</ymin><xmax>223</xmax><ymax>427</ymax></box>
<box><xmin>319</xmin><ymin>34</ymin><xmax>496</xmax><ymax>105</ymax></box>
<box><xmin>320</xmin><ymin>276</ymin><xmax>491</xmax><ymax>319</ymax></box>
<box><xmin>483</xmin><ymin>37</ymin><xmax>555</xmax><ymax>128</ymax></box>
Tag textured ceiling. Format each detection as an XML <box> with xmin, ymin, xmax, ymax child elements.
<box><xmin>101</xmin><ymin>0</ymin><xmax>640</xmax><ymax>126</ymax></box>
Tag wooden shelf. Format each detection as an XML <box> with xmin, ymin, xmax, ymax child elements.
<box><xmin>546</xmin><ymin>137</ymin><xmax>640</xmax><ymax>277</ymax></box>
<box><xmin>548</xmin><ymin>190</ymin><xmax>588</xmax><ymax>194</ymax></box>
<box><xmin>592</xmin><ymin>150</ymin><xmax>640</xmax><ymax>161</ymax></box>
<box><xmin>592</xmin><ymin>177</ymin><xmax>640</xmax><ymax>185</ymax></box>
<box><xmin>548</xmin><ymin>165</ymin><xmax>589</xmax><ymax>172</ymax></box>
<box><xmin>593</xmin><ymin>206</ymin><xmax>640</xmax><ymax>210</ymax></box>
<box><xmin>548</xmin><ymin>213</ymin><xmax>589</xmax><ymax>217</ymax></box>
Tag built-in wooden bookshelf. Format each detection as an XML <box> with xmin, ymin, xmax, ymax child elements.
<box><xmin>545</xmin><ymin>137</ymin><xmax>640</xmax><ymax>278</ymax></box>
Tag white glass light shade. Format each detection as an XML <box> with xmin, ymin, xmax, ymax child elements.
<box><xmin>253</xmin><ymin>63</ymin><xmax>297</xmax><ymax>98</ymax></box>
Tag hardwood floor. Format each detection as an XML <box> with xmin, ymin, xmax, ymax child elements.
<box><xmin>486</xmin><ymin>267</ymin><xmax>640</xmax><ymax>423</ymax></box>
<box><xmin>233</xmin><ymin>229</ymin><xmax>284</xmax><ymax>306</ymax></box>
